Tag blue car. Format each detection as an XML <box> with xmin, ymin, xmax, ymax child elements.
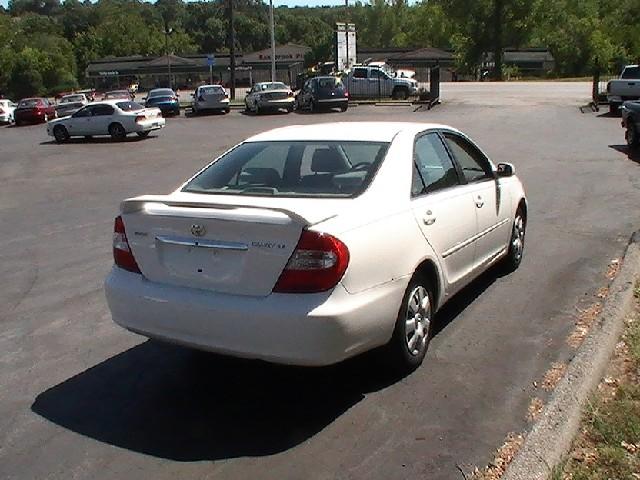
<box><xmin>144</xmin><ymin>88</ymin><xmax>181</xmax><ymax>116</ymax></box>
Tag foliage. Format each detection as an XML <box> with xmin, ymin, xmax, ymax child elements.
<box><xmin>0</xmin><ymin>0</ymin><xmax>639</xmax><ymax>98</ymax></box>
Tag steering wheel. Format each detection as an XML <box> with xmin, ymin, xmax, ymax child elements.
<box><xmin>351</xmin><ymin>162</ymin><xmax>371</xmax><ymax>172</ymax></box>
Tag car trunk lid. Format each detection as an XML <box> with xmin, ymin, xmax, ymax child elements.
<box><xmin>120</xmin><ymin>194</ymin><xmax>340</xmax><ymax>296</ymax></box>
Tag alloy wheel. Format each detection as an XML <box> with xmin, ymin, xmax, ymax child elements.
<box><xmin>404</xmin><ymin>285</ymin><xmax>431</xmax><ymax>356</ymax></box>
<box><xmin>511</xmin><ymin>214</ymin><xmax>525</xmax><ymax>262</ymax></box>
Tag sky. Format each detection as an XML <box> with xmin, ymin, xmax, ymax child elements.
<box><xmin>0</xmin><ymin>0</ymin><xmax>355</xmax><ymax>8</ymax></box>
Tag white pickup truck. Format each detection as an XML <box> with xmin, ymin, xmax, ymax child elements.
<box><xmin>346</xmin><ymin>65</ymin><xmax>418</xmax><ymax>100</ymax></box>
<box><xmin>607</xmin><ymin>65</ymin><xmax>640</xmax><ymax>114</ymax></box>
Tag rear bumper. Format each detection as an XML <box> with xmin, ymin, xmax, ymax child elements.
<box><xmin>317</xmin><ymin>98</ymin><xmax>349</xmax><ymax>108</ymax></box>
<box><xmin>15</xmin><ymin>111</ymin><xmax>46</xmax><ymax>122</ymax></box>
<box><xmin>136</xmin><ymin>118</ymin><xmax>166</xmax><ymax>132</ymax></box>
<box><xmin>104</xmin><ymin>267</ymin><xmax>406</xmax><ymax>366</ymax></box>
<box><xmin>0</xmin><ymin>113</ymin><xmax>12</xmax><ymax>123</ymax></box>
<box><xmin>258</xmin><ymin>98</ymin><xmax>295</xmax><ymax>109</ymax></box>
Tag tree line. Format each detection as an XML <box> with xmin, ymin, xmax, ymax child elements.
<box><xmin>1</xmin><ymin>0</ymin><xmax>639</xmax><ymax>99</ymax></box>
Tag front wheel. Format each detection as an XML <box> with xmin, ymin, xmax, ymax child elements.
<box><xmin>53</xmin><ymin>125</ymin><xmax>69</xmax><ymax>143</ymax></box>
<box><xmin>626</xmin><ymin>121</ymin><xmax>639</xmax><ymax>149</ymax></box>
<box><xmin>503</xmin><ymin>208</ymin><xmax>526</xmax><ymax>271</ymax></box>
<box><xmin>387</xmin><ymin>275</ymin><xmax>434</xmax><ymax>372</ymax></box>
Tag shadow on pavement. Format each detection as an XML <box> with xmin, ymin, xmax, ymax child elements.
<box><xmin>31</xmin><ymin>266</ymin><xmax>506</xmax><ymax>461</ymax></box>
<box><xmin>40</xmin><ymin>136</ymin><xmax>155</xmax><ymax>145</ymax></box>
<box><xmin>609</xmin><ymin>144</ymin><xmax>640</xmax><ymax>163</ymax></box>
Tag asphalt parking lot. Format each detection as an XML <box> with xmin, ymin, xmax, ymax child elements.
<box><xmin>2</xmin><ymin>82</ymin><xmax>640</xmax><ymax>480</ymax></box>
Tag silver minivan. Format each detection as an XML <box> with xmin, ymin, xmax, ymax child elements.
<box><xmin>191</xmin><ymin>85</ymin><xmax>230</xmax><ymax>114</ymax></box>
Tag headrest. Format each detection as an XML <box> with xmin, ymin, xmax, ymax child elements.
<box><xmin>311</xmin><ymin>148</ymin><xmax>344</xmax><ymax>173</ymax></box>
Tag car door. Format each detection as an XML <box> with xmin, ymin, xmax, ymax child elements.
<box><xmin>89</xmin><ymin>104</ymin><xmax>115</xmax><ymax>134</ymax></box>
<box><xmin>67</xmin><ymin>105</ymin><xmax>94</xmax><ymax>135</ymax></box>
<box><xmin>409</xmin><ymin>132</ymin><xmax>478</xmax><ymax>290</ymax></box>
<box><xmin>442</xmin><ymin>132</ymin><xmax>511</xmax><ymax>269</ymax></box>
<box><xmin>349</xmin><ymin>67</ymin><xmax>368</xmax><ymax>97</ymax></box>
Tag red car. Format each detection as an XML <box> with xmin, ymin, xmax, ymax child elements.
<box><xmin>14</xmin><ymin>98</ymin><xmax>57</xmax><ymax>126</ymax></box>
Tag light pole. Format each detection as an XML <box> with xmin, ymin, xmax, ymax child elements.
<box><xmin>269</xmin><ymin>0</ymin><xmax>276</xmax><ymax>82</ymax></box>
<box><xmin>164</xmin><ymin>25</ymin><xmax>173</xmax><ymax>89</ymax></box>
<box><xmin>344</xmin><ymin>0</ymin><xmax>349</xmax><ymax>70</ymax></box>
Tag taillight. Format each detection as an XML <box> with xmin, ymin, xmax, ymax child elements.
<box><xmin>135</xmin><ymin>115</ymin><xmax>146</xmax><ymax>123</ymax></box>
<box><xmin>273</xmin><ymin>230</ymin><xmax>349</xmax><ymax>293</ymax></box>
<box><xmin>113</xmin><ymin>216</ymin><xmax>141</xmax><ymax>274</ymax></box>
<box><xmin>345</xmin><ymin>91</ymin><xmax>349</xmax><ymax>98</ymax></box>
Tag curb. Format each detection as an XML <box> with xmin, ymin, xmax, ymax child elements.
<box><xmin>503</xmin><ymin>232</ymin><xmax>640</xmax><ymax>480</ymax></box>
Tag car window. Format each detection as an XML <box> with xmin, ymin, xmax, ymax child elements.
<box><xmin>73</xmin><ymin>106</ymin><xmax>93</xmax><ymax>117</ymax></box>
<box><xmin>19</xmin><ymin>99</ymin><xmax>40</xmax><ymax>108</ymax></box>
<box><xmin>443</xmin><ymin>133</ymin><xmax>493</xmax><ymax>183</ymax></box>
<box><xmin>183</xmin><ymin>141</ymin><xmax>390</xmax><ymax>198</ymax></box>
<box><xmin>92</xmin><ymin>104</ymin><xmax>115</xmax><ymax>116</ymax></box>
<box><xmin>370</xmin><ymin>69</ymin><xmax>387</xmax><ymax>79</ymax></box>
<box><xmin>412</xmin><ymin>133</ymin><xmax>461</xmax><ymax>196</ymax></box>
<box><xmin>353</xmin><ymin>68</ymin><xmax>368</xmax><ymax>79</ymax></box>
<box><xmin>621</xmin><ymin>67</ymin><xmax>640</xmax><ymax>79</ymax></box>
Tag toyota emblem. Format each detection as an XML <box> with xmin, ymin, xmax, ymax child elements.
<box><xmin>190</xmin><ymin>224</ymin><xmax>206</xmax><ymax>237</ymax></box>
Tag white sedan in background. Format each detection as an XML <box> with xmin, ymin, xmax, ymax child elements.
<box><xmin>47</xmin><ymin>100</ymin><xmax>165</xmax><ymax>143</ymax></box>
<box><xmin>0</xmin><ymin>99</ymin><xmax>17</xmax><ymax>124</ymax></box>
<box><xmin>105</xmin><ymin>122</ymin><xmax>527</xmax><ymax>371</ymax></box>
<box><xmin>244</xmin><ymin>82</ymin><xmax>295</xmax><ymax>113</ymax></box>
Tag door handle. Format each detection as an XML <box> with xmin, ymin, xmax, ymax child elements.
<box><xmin>423</xmin><ymin>210</ymin><xmax>436</xmax><ymax>225</ymax></box>
<box><xmin>475</xmin><ymin>196</ymin><xmax>484</xmax><ymax>208</ymax></box>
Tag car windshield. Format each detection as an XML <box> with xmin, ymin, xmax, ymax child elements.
<box><xmin>116</xmin><ymin>101</ymin><xmax>144</xmax><ymax>111</ymax></box>
<box><xmin>183</xmin><ymin>141</ymin><xmax>390</xmax><ymax>198</ymax></box>
<box><xmin>105</xmin><ymin>92</ymin><xmax>128</xmax><ymax>98</ymax></box>
<box><xmin>260</xmin><ymin>83</ymin><xmax>287</xmax><ymax>91</ymax></box>
<box><xmin>60</xmin><ymin>95</ymin><xmax>84</xmax><ymax>104</ymax></box>
<box><xmin>18</xmin><ymin>99</ymin><xmax>40</xmax><ymax>108</ymax></box>
<box><xmin>149</xmin><ymin>89</ymin><xmax>174</xmax><ymax>97</ymax></box>
<box><xmin>622</xmin><ymin>67</ymin><xmax>640</xmax><ymax>79</ymax></box>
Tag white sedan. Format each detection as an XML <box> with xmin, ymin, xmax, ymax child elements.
<box><xmin>104</xmin><ymin>122</ymin><xmax>527</xmax><ymax>370</ymax></box>
<box><xmin>0</xmin><ymin>99</ymin><xmax>17</xmax><ymax>124</ymax></box>
<box><xmin>47</xmin><ymin>100</ymin><xmax>165</xmax><ymax>143</ymax></box>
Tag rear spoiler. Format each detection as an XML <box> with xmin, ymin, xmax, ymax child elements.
<box><xmin>120</xmin><ymin>195</ymin><xmax>322</xmax><ymax>227</ymax></box>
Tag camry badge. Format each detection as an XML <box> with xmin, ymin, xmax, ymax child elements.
<box><xmin>190</xmin><ymin>224</ymin><xmax>206</xmax><ymax>237</ymax></box>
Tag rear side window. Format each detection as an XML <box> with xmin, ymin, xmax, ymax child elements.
<box><xmin>353</xmin><ymin>68</ymin><xmax>368</xmax><ymax>79</ymax></box>
<box><xmin>442</xmin><ymin>133</ymin><xmax>493</xmax><ymax>183</ymax></box>
<box><xmin>183</xmin><ymin>141</ymin><xmax>389</xmax><ymax>198</ymax></box>
<box><xmin>412</xmin><ymin>133</ymin><xmax>461</xmax><ymax>196</ymax></box>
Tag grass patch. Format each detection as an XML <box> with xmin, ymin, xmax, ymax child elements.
<box><xmin>555</xmin><ymin>299</ymin><xmax>640</xmax><ymax>480</ymax></box>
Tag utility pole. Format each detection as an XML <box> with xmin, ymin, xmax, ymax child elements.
<box><xmin>269</xmin><ymin>0</ymin><xmax>276</xmax><ymax>82</ymax></box>
<box><xmin>228</xmin><ymin>0</ymin><xmax>236</xmax><ymax>99</ymax></box>
<box><xmin>493</xmin><ymin>0</ymin><xmax>504</xmax><ymax>81</ymax></box>
<box><xmin>164</xmin><ymin>24</ymin><xmax>173</xmax><ymax>89</ymax></box>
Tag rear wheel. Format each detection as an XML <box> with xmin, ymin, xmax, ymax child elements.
<box><xmin>108</xmin><ymin>122</ymin><xmax>127</xmax><ymax>140</ymax></box>
<box><xmin>626</xmin><ymin>120</ymin><xmax>639</xmax><ymax>149</ymax></box>
<box><xmin>340</xmin><ymin>104</ymin><xmax>348</xmax><ymax>112</ymax></box>
<box><xmin>136</xmin><ymin>131</ymin><xmax>150</xmax><ymax>138</ymax></box>
<box><xmin>53</xmin><ymin>125</ymin><xmax>69</xmax><ymax>143</ymax></box>
<box><xmin>225</xmin><ymin>107</ymin><xmax>230</xmax><ymax>114</ymax></box>
<box><xmin>387</xmin><ymin>275</ymin><xmax>434</xmax><ymax>372</ymax></box>
<box><xmin>392</xmin><ymin>88</ymin><xmax>409</xmax><ymax>100</ymax></box>
<box><xmin>610</xmin><ymin>103</ymin><xmax>620</xmax><ymax>115</ymax></box>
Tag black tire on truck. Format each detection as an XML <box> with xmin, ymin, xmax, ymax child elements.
<box><xmin>609</xmin><ymin>103</ymin><xmax>620</xmax><ymax>115</ymax></box>
<box><xmin>627</xmin><ymin>118</ymin><xmax>639</xmax><ymax>149</ymax></box>
<box><xmin>392</xmin><ymin>87</ymin><xmax>409</xmax><ymax>100</ymax></box>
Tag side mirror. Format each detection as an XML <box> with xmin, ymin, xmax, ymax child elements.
<box><xmin>497</xmin><ymin>162</ymin><xmax>515</xmax><ymax>177</ymax></box>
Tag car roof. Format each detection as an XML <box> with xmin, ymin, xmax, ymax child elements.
<box><xmin>246</xmin><ymin>122</ymin><xmax>457</xmax><ymax>143</ymax></box>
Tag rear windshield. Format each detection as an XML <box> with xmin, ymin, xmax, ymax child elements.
<box><xmin>149</xmin><ymin>89</ymin><xmax>174</xmax><ymax>97</ymax></box>
<box><xmin>259</xmin><ymin>83</ymin><xmax>287</xmax><ymax>91</ymax></box>
<box><xmin>317</xmin><ymin>77</ymin><xmax>343</xmax><ymax>89</ymax></box>
<box><xmin>116</xmin><ymin>101</ymin><xmax>144</xmax><ymax>111</ymax></box>
<box><xmin>18</xmin><ymin>99</ymin><xmax>40</xmax><ymax>108</ymax></box>
<box><xmin>183</xmin><ymin>141</ymin><xmax>390</xmax><ymax>198</ymax></box>
<box><xmin>622</xmin><ymin>67</ymin><xmax>640</xmax><ymax>79</ymax></box>
<box><xmin>60</xmin><ymin>95</ymin><xmax>84</xmax><ymax>104</ymax></box>
<box><xmin>200</xmin><ymin>86</ymin><xmax>224</xmax><ymax>95</ymax></box>
<box><xmin>146</xmin><ymin>96</ymin><xmax>173</xmax><ymax>103</ymax></box>
<box><xmin>105</xmin><ymin>92</ymin><xmax>129</xmax><ymax>98</ymax></box>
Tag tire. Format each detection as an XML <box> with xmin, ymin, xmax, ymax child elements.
<box><xmin>387</xmin><ymin>275</ymin><xmax>434</xmax><ymax>372</ymax></box>
<box><xmin>136</xmin><ymin>131</ymin><xmax>150</xmax><ymax>138</ymax></box>
<box><xmin>53</xmin><ymin>125</ymin><xmax>69</xmax><ymax>143</ymax></box>
<box><xmin>108</xmin><ymin>123</ymin><xmax>127</xmax><ymax>140</ymax></box>
<box><xmin>609</xmin><ymin>103</ymin><xmax>620</xmax><ymax>115</ymax></box>
<box><xmin>392</xmin><ymin>88</ymin><xmax>409</xmax><ymax>100</ymax></box>
<box><xmin>626</xmin><ymin>120</ymin><xmax>639</xmax><ymax>149</ymax></box>
<box><xmin>225</xmin><ymin>108</ymin><xmax>230</xmax><ymax>114</ymax></box>
<box><xmin>287</xmin><ymin>105</ymin><xmax>294</xmax><ymax>113</ymax></box>
<box><xmin>310</xmin><ymin>101</ymin><xmax>317</xmax><ymax>113</ymax></box>
<box><xmin>340</xmin><ymin>104</ymin><xmax>348</xmax><ymax>112</ymax></box>
<box><xmin>503</xmin><ymin>207</ymin><xmax>526</xmax><ymax>272</ymax></box>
